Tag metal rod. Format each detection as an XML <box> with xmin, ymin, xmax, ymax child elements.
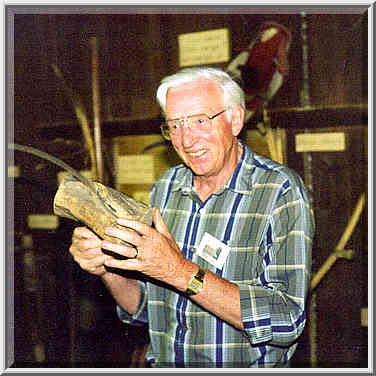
<box><xmin>8</xmin><ymin>143</ymin><xmax>96</xmax><ymax>193</ymax></box>
<box><xmin>90</xmin><ymin>37</ymin><xmax>104</xmax><ymax>183</ymax></box>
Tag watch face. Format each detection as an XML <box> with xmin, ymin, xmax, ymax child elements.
<box><xmin>186</xmin><ymin>268</ymin><xmax>205</xmax><ymax>296</ymax></box>
<box><xmin>191</xmin><ymin>279</ymin><xmax>203</xmax><ymax>290</ymax></box>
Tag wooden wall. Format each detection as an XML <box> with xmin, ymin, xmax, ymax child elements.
<box><xmin>10</xmin><ymin>9</ymin><xmax>367</xmax><ymax>141</ymax></box>
<box><xmin>8</xmin><ymin>6</ymin><xmax>369</xmax><ymax>369</ymax></box>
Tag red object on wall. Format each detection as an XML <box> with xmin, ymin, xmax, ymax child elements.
<box><xmin>227</xmin><ymin>21</ymin><xmax>292</xmax><ymax>118</ymax></box>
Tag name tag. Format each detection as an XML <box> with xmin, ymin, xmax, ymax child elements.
<box><xmin>197</xmin><ymin>232</ymin><xmax>231</xmax><ymax>270</ymax></box>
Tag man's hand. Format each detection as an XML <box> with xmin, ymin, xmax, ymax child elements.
<box><xmin>101</xmin><ymin>209</ymin><xmax>193</xmax><ymax>291</ymax></box>
<box><xmin>69</xmin><ymin>227</ymin><xmax>108</xmax><ymax>276</ymax></box>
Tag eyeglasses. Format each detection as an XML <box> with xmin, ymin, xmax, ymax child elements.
<box><xmin>160</xmin><ymin>108</ymin><xmax>230</xmax><ymax>140</ymax></box>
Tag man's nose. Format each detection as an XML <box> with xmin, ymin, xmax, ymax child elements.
<box><xmin>180</xmin><ymin>123</ymin><xmax>196</xmax><ymax>148</ymax></box>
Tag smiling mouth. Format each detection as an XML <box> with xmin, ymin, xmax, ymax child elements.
<box><xmin>188</xmin><ymin>150</ymin><xmax>206</xmax><ymax>158</ymax></box>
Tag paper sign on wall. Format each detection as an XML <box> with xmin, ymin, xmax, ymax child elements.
<box><xmin>133</xmin><ymin>191</ymin><xmax>150</xmax><ymax>205</ymax></box>
<box><xmin>8</xmin><ymin>165</ymin><xmax>20</xmax><ymax>178</ymax></box>
<box><xmin>178</xmin><ymin>28</ymin><xmax>230</xmax><ymax>67</ymax></box>
<box><xmin>28</xmin><ymin>214</ymin><xmax>59</xmax><ymax>230</ymax></box>
<box><xmin>361</xmin><ymin>307</ymin><xmax>368</xmax><ymax>327</ymax></box>
<box><xmin>295</xmin><ymin>132</ymin><xmax>346</xmax><ymax>152</ymax></box>
<box><xmin>117</xmin><ymin>155</ymin><xmax>155</xmax><ymax>184</ymax></box>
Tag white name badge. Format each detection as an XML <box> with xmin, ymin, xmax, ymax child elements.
<box><xmin>197</xmin><ymin>232</ymin><xmax>231</xmax><ymax>270</ymax></box>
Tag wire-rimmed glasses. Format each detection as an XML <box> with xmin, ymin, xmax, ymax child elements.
<box><xmin>160</xmin><ymin>108</ymin><xmax>230</xmax><ymax>140</ymax></box>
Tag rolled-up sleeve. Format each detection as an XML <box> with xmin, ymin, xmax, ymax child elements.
<box><xmin>117</xmin><ymin>281</ymin><xmax>149</xmax><ymax>326</ymax></box>
<box><xmin>238</xmin><ymin>180</ymin><xmax>314</xmax><ymax>347</ymax></box>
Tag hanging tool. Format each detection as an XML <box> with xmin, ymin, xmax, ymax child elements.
<box><xmin>310</xmin><ymin>193</ymin><xmax>366</xmax><ymax>290</ymax></box>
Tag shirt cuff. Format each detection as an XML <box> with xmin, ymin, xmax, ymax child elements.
<box><xmin>116</xmin><ymin>281</ymin><xmax>148</xmax><ymax>326</ymax></box>
<box><xmin>238</xmin><ymin>283</ymin><xmax>273</xmax><ymax>344</ymax></box>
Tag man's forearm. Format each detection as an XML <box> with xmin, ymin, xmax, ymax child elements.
<box><xmin>178</xmin><ymin>262</ymin><xmax>243</xmax><ymax>330</ymax></box>
<box><xmin>101</xmin><ymin>272</ymin><xmax>141</xmax><ymax>315</ymax></box>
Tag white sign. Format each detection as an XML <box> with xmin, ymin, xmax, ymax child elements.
<box><xmin>178</xmin><ymin>28</ymin><xmax>230</xmax><ymax>67</ymax></box>
<box><xmin>8</xmin><ymin>165</ymin><xmax>20</xmax><ymax>178</ymax></box>
<box><xmin>295</xmin><ymin>132</ymin><xmax>346</xmax><ymax>152</ymax></box>
<box><xmin>117</xmin><ymin>155</ymin><xmax>155</xmax><ymax>184</ymax></box>
<box><xmin>133</xmin><ymin>191</ymin><xmax>150</xmax><ymax>205</ymax></box>
<box><xmin>28</xmin><ymin>214</ymin><xmax>59</xmax><ymax>230</ymax></box>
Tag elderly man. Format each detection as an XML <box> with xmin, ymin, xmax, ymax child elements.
<box><xmin>70</xmin><ymin>67</ymin><xmax>315</xmax><ymax>367</ymax></box>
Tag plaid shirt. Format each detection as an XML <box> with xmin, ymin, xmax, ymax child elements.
<box><xmin>117</xmin><ymin>143</ymin><xmax>314</xmax><ymax>367</ymax></box>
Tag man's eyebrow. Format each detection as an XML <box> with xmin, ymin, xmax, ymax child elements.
<box><xmin>166</xmin><ymin>112</ymin><xmax>206</xmax><ymax>121</ymax></box>
<box><xmin>166</xmin><ymin>109</ymin><xmax>217</xmax><ymax>121</ymax></box>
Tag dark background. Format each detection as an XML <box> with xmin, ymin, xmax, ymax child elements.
<box><xmin>7</xmin><ymin>6</ymin><xmax>369</xmax><ymax>369</ymax></box>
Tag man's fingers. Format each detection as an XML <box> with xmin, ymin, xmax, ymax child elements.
<box><xmin>104</xmin><ymin>225</ymin><xmax>143</xmax><ymax>247</ymax></box>
<box><xmin>104</xmin><ymin>256</ymin><xmax>140</xmax><ymax>270</ymax></box>
<box><xmin>73</xmin><ymin>226</ymin><xmax>100</xmax><ymax>241</ymax></box>
<box><xmin>72</xmin><ymin>237</ymin><xmax>102</xmax><ymax>250</ymax></box>
<box><xmin>83</xmin><ymin>254</ymin><xmax>106</xmax><ymax>270</ymax></box>
<box><xmin>70</xmin><ymin>227</ymin><xmax>108</xmax><ymax>276</ymax></box>
<box><xmin>153</xmin><ymin>209</ymin><xmax>173</xmax><ymax>240</ymax></box>
<box><xmin>101</xmin><ymin>240</ymin><xmax>138</xmax><ymax>259</ymax></box>
<box><xmin>116</xmin><ymin>217</ymin><xmax>151</xmax><ymax>237</ymax></box>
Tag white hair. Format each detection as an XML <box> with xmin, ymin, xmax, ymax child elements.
<box><xmin>156</xmin><ymin>67</ymin><xmax>245</xmax><ymax>116</ymax></box>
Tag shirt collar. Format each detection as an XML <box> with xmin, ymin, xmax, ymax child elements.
<box><xmin>170</xmin><ymin>141</ymin><xmax>255</xmax><ymax>196</ymax></box>
<box><xmin>170</xmin><ymin>166</ymin><xmax>194</xmax><ymax>194</ymax></box>
<box><xmin>221</xmin><ymin>141</ymin><xmax>254</xmax><ymax>195</ymax></box>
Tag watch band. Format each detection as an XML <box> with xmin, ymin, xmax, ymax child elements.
<box><xmin>186</xmin><ymin>267</ymin><xmax>206</xmax><ymax>296</ymax></box>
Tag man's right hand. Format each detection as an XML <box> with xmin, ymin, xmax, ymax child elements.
<box><xmin>69</xmin><ymin>226</ymin><xmax>108</xmax><ymax>276</ymax></box>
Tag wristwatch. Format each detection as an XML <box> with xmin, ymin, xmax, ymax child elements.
<box><xmin>186</xmin><ymin>266</ymin><xmax>206</xmax><ymax>296</ymax></box>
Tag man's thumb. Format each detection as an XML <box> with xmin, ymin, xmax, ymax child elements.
<box><xmin>153</xmin><ymin>208</ymin><xmax>169</xmax><ymax>235</ymax></box>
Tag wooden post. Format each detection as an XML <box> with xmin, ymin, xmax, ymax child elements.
<box><xmin>90</xmin><ymin>37</ymin><xmax>104</xmax><ymax>183</ymax></box>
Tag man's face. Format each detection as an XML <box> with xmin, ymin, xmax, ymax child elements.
<box><xmin>165</xmin><ymin>79</ymin><xmax>239</xmax><ymax>182</ymax></box>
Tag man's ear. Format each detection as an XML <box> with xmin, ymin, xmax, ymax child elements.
<box><xmin>231</xmin><ymin>105</ymin><xmax>245</xmax><ymax>137</ymax></box>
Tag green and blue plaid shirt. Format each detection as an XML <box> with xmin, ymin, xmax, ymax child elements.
<box><xmin>117</xmin><ymin>142</ymin><xmax>314</xmax><ymax>367</ymax></box>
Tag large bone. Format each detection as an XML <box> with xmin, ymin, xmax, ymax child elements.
<box><xmin>53</xmin><ymin>175</ymin><xmax>153</xmax><ymax>247</ymax></box>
